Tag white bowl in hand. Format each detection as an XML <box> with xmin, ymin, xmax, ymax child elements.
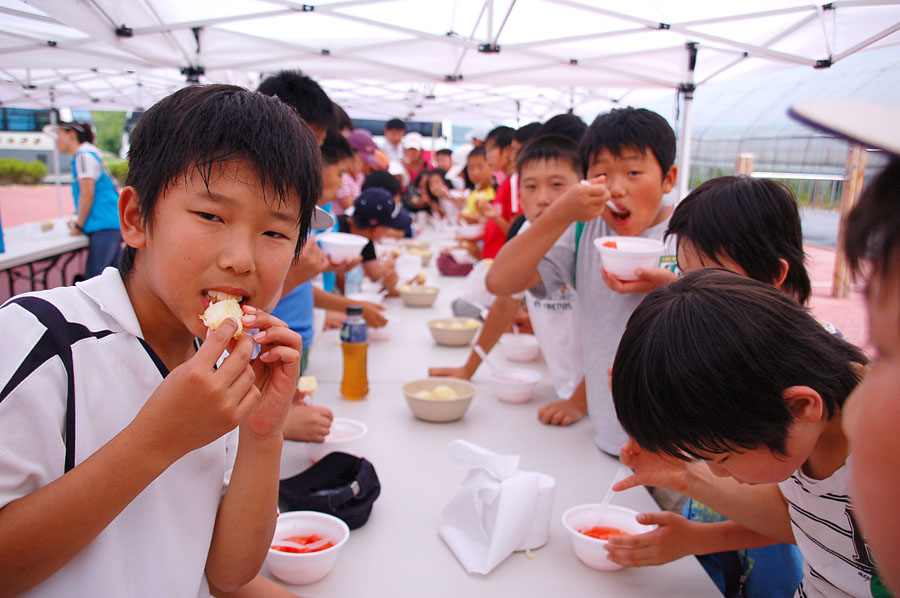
<box><xmin>267</xmin><ymin>510</ymin><xmax>350</xmax><ymax>585</ymax></box>
<box><xmin>317</xmin><ymin>232</ymin><xmax>369</xmax><ymax>264</ymax></box>
<box><xmin>593</xmin><ymin>236</ymin><xmax>664</xmax><ymax>281</ymax></box>
<box><xmin>561</xmin><ymin>504</ymin><xmax>653</xmax><ymax>571</ymax></box>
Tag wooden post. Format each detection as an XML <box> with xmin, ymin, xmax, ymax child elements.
<box><xmin>735</xmin><ymin>153</ymin><xmax>755</xmax><ymax>175</ymax></box>
<box><xmin>832</xmin><ymin>144</ymin><xmax>867</xmax><ymax>298</ymax></box>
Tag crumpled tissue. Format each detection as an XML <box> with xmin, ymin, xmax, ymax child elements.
<box><xmin>438</xmin><ymin>439</ymin><xmax>555</xmax><ymax>574</ymax></box>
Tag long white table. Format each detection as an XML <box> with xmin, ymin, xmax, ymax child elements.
<box><xmin>267</xmin><ymin>228</ymin><xmax>720</xmax><ymax>597</ymax></box>
<box><xmin>0</xmin><ymin>218</ymin><xmax>87</xmax><ymax>301</ymax></box>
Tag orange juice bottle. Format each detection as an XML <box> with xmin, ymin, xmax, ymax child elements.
<box><xmin>340</xmin><ymin>306</ymin><xmax>368</xmax><ymax>400</ymax></box>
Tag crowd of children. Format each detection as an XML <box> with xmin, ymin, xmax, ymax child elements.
<box><xmin>1</xmin><ymin>65</ymin><xmax>897</xmax><ymax>598</ymax></box>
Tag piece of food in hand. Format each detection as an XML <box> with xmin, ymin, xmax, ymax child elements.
<box><xmin>416</xmin><ymin>272</ymin><xmax>426</xmax><ymax>285</ymax></box>
<box><xmin>200</xmin><ymin>291</ymin><xmax>244</xmax><ymax>338</ymax></box>
<box><xmin>297</xmin><ymin>375</ymin><xmax>318</xmax><ymax>395</ymax></box>
<box><xmin>602</xmin><ymin>240</ymin><xmax>618</xmax><ymax>249</ymax></box>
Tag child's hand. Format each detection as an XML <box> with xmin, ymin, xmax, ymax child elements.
<box><xmin>605</xmin><ymin>512</ymin><xmax>697</xmax><ymax>567</ymax></box>
<box><xmin>480</xmin><ymin>201</ymin><xmax>501</xmax><ymax>222</ymax></box>
<box><xmin>616</xmin><ymin>438</ymin><xmax>690</xmax><ymax>494</ymax></box>
<box><xmin>538</xmin><ymin>398</ymin><xmax>585</xmax><ymax>426</ymax></box>
<box><xmin>241</xmin><ymin>307</ymin><xmax>303</xmax><ymax>440</ymax></box>
<box><xmin>324</xmin><ymin>310</ymin><xmax>345</xmax><ymax>329</ymax></box>
<box><xmin>327</xmin><ymin>255</ymin><xmax>363</xmax><ymax>273</ymax></box>
<box><xmin>282</xmin><ymin>401</ymin><xmax>333</xmax><ymax>443</ymax></box>
<box><xmin>359</xmin><ymin>301</ymin><xmax>387</xmax><ymax>328</ymax></box>
<box><xmin>601</xmin><ymin>267</ymin><xmax>678</xmax><ymax>294</ymax></box>
<box><xmin>137</xmin><ymin>318</ymin><xmax>258</xmax><ymax>459</ymax></box>
<box><xmin>558</xmin><ymin>176</ymin><xmax>610</xmax><ymax>222</ymax></box>
<box><xmin>428</xmin><ymin>365</ymin><xmax>473</xmax><ymax>380</ymax></box>
<box><xmin>379</xmin><ymin>267</ymin><xmax>399</xmax><ymax>295</ymax></box>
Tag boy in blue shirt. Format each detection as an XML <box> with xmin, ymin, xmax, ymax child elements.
<box><xmin>0</xmin><ymin>84</ymin><xmax>320</xmax><ymax>596</ymax></box>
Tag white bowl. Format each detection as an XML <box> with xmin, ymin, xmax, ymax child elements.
<box><xmin>267</xmin><ymin>511</ymin><xmax>350</xmax><ymax>585</ymax></box>
<box><xmin>368</xmin><ymin>314</ymin><xmax>397</xmax><ymax>342</ymax></box>
<box><xmin>490</xmin><ymin>368</ymin><xmax>541</xmax><ymax>403</ymax></box>
<box><xmin>346</xmin><ymin>291</ymin><xmax>384</xmax><ymax>305</ymax></box>
<box><xmin>398</xmin><ymin>285</ymin><xmax>439</xmax><ymax>307</ymax></box>
<box><xmin>317</xmin><ymin>232</ymin><xmax>369</xmax><ymax>264</ymax></box>
<box><xmin>402</xmin><ymin>377</ymin><xmax>477</xmax><ymax>422</ymax></box>
<box><xmin>593</xmin><ymin>236</ymin><xmax>664</xmax><ymax>281</ymax></box>
<box><xmin>306</xmin><ymin>418</ymin><xmax>367</xmax><ymax>463</ymax></box>
<box><xmin>428</xmin><ymin>317</ymin><xmax>481</xmax><ymax>346</ymax></box>
<box><xmin>457</xmin><ymin>222</ymin><xmax>485</xmax><ymax>240</ymax></box>
<box><xmin>561</xmin><ymin>504</ymin><xmax>653</xmax><ymax>571</ymax></box>
<box><xmin>449</xmin><ymin>247</ymin><xmax>475</xmax><ymax>264</ymax></box>
<box><xmin>498</xmin><ymin>333</ymin><xmax>540</xmax><ymax>362</ymax></box>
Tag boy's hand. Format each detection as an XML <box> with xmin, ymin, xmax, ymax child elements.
<box><xmin>137</xmin><ymin>317</ymin><xmax>258</xmax><ymax>459</ymax></box>
<box><xmin>428</xmin><ymin>365</ymin><xmax>473</xmax><ymax>380</ymax></box>
<box><xmin>359</xmin><ymin>301</ymin><xmax>387</xmax><ymax>327</ymax></box>
<box><xmin>605</xmin><ymin>512</ymin><xmax>696</xmax><ymax>567</ymax></box>
<box><xmin>327</xmin><ymin>255</ymin><xmax>363</xmax><ymax>273</ymax></box>
<box><xmin>538</xmin><ymin>398</ymin><xmax>585</xmax><ymax>426</ymax></box>
<box><xmin>615</xmin><ymin>438</ymin><xmax>690</xmax><ymax>494</ymax></box>
<box><xmin>324</xmin><ymin>310</ymin><xmax>346</xmax><ymax>329</ymax></box>
<box><xmin>241</xmin><ymin>307</ymin><xmax>303</xmax><ymax>440</ymax></box>
<box><xmin>282</xmin><ymin>400</ymin><xmax>333</xmax><ymax>443</ymax></box>
<box><xmin>601</xmin><ymin>267</ymin><xmax>678</xmax><ymax>294</ymax></box>
<box><xmin>379</xmin><ymin>267</ymin><xmax>399</xmax><ymax>295</ymax></box>
<box><xmin>557</xmin><ymin>176</ymin><xmax>610</xmax><ymax>223</ymax></box>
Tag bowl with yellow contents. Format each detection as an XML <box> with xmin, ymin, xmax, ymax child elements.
<box><xmin>402</xmin><ymin>377</ymin><xmax>477</xmax><ymax>422</ymax></box>
<box><xmin>428</xmin><ymin>317</ymin><xmax>481</xmax><ymax>346</ymax></box>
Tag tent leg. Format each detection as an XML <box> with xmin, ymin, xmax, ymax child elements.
<box><xmin>676</xmin><ymin>86</ymin><xmax>694</xmax><ymax>202</ymax></box>
<box><xmin>49</xmin><ymin>103</ymin><xmax>62</xmax><ymax>218</ymax></box>
<box><xmin>832</xmin><ymin>144</ymin><xmax>867</xmax><ymax>298</ymax></box>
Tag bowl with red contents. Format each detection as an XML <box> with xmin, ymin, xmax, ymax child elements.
<box><xmin>267</xmin><ymin>510</ymin><xmax>350</xmax><ymax>585</ymax></box>
<box><xmin>592</xmin><ymin>236</ymin><xmax>665</xmax><ymax>281</ymax></box>
<box><xmin>561</xmin><ymin>504</ymin><xmax>653</xmax><ymax>571</ymax></box>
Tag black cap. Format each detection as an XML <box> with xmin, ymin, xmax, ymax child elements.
<box><xmin>346</xmin><ymin>305</ymin><xmax>363</xmax><ymax>315</ymax></box>
<box><xmin>352</xmin><ymin>187</ymin><xmax>412</xmax><ymax>231</ymax></box>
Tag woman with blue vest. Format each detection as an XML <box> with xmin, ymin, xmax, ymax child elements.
<box><xmin>52</xmin><ymin>121</ymin><xmax>122</xmax><ymax>279</ymax></box>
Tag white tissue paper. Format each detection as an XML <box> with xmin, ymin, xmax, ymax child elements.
<box><xmin>438</xmin><ymin>439</ymin><xmax>556</xmax><ymax>574</ymax></box>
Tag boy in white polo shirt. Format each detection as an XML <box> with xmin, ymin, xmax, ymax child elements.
<box><xmin>0</xmin><ymin>84</ymin><xmax>320</xmax><ymax>596</ymax></box>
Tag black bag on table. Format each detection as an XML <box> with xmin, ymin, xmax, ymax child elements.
<box><xmin>279</xmin><ymin>452</ymin><xmax>381</xmax><ymax>530</ymax></box>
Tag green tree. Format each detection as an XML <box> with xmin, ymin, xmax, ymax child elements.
<box><xmin>91</xmin><ymin>111</ymin><xmax>126</xmax><ymax>156</ymax></box>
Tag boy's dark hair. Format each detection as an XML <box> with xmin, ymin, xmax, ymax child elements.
<box><xmin>333</xmin><ymin>103</ymin><xmax>354</xmax><ymax>132</ymax></box>
<box><xmin>535</xmin><ymin>114</ymin><xmax>587</xmax><ymax>145</ymax></box>
<box><xmin>362</xmin><ymin>169</ymin><xmax>402</xmax><ymax>197</ymax></box>
<box><xmin>385</xmin><ymin>118</ymin><xmax>406</xmax><ymax>132</ymax></box>
<box><xmin>612</xmin><ymin>268</ymin><xmax>866</xmax><ymax>460</ymax></box>
<box><xmin>122</xmin><ymin>84</ymin><xmax>321</xmax><ymax>274</ymax></box>
<box><xmin>516</xmin><ymin>134</ymin><xmax>583</xmax><ymax>177</ymax></box>
<box><xmin>485</xmin><ymin>126</ymin><xmax>515</xmax><ymax>149</ymax></box>
<box><xmin>845</xmin><ymin>157</ymin><xmax>900</xmax><ymax>283</ymax></box>
<box><xmin>436</xmin><ymin>148</ymin><xmax>453</xmax><ymax>157</ymax></box>
<box><xmin>257</xmin><ymin>70</ymin><xmax>335</xmax><ymax>132</ymax></box>
<box><xmin>579</xmin><ymin>107</ymin><xmax>675</xmax><ymax>178</ymax></box>
<box><xmin>514</xmin><ymin>121</ymin><xmax>542</xmax><ymax>145</ymax></box>
<box><xmin>666</xmin><ymin>176</ymin><xmax>811</xmax><ymax>304</ymax></box>
<box><xmin>320</xmin><ymin>130</ymin><xmax>354</xmax><ymax>166</ymax></box>
<box><xmin>467</xmin><ymin>146</ymin><xmax>487</xmax><ymax>162</ymax></box>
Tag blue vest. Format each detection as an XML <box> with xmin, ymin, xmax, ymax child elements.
<box><xmin>71</xmin><ymin>148</ymin><xmax>120</xmax><ymax>234</ymax></box>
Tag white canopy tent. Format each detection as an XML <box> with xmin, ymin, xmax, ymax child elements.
<box><xmin>2</xmin><ymin>0</ymin><xmax>899</xmax><ymax>198</ymax></box>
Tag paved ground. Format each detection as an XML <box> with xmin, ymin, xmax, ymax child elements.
<box><xmin>0</xmin><ymin>184</ymin><xmax>871</xmax><ymax>352</ymax></box>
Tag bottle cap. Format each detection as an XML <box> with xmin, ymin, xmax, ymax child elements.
<box><xmin>346</xmin><ymin>305</ymin><xmax>363</xmax><ymax>316</ymax></box>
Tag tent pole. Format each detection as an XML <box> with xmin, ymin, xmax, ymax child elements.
<box><xmin>676</xmin><ymin>42</ymin><xmax>698</xmax><ymax>202</ymax></box>
<box><xmin>49</xmin><ymin>90</ymin><xmax>62</xmax><ymax>218</ymax></box>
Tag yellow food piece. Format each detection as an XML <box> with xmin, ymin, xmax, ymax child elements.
<box><xmin>416</xmin><ymin>272</ymin><xmax>427</xmax><ymax>285</ymax></box>
<box><xmin>414</xmin><ymin>390</ymin><xmax>434</xmax><ymax>399</ymax></box>
<box><xmin>297</xmin><ymin>376</ymin><xmax>318</xmax><ymax>394</ymax></box>
<box><xmin>432</xmin><ymin>385</ymin><xmax>458</xmax><ymax>399</ymax></box>
<box><xmin>399</xmin><ymin>284</ymin><xmax>413</xmax><ymax>292</ymax></box>
<box><xmin>200</xmin><ymin>299</ymin><xmax>243</xmax><ymax>338</ymax></box>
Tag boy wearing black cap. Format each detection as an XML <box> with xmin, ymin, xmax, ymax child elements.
<box><xmin>337</xmin><ymin>188</ymin><xmax>411</xmax><ymax>293</ymax></box>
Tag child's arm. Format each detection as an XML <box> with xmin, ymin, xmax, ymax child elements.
<box><xmin>312</xmin><ymin>287</ymin><xmax>386</xmax><ymax>327</ymax></box>
<box><xmin>205</xmin><ymin>309</ymin><xmax>302</xmax><ymax>591</ymax></box>
<box><xmin>486</xmin><ymin>177</ymin><xmax>610</xmax><ymax>296</ymax></box>
<box><xmin>480</xmin><ymin>201</ymin><xmax>510</xmax><ymax>236</ymax></box>
<box><xmin>428</xmin><ymin>295</ymin><xmax>521</xmax><ymax>379</ymax></box>
<box><xmin>211</xmin><ymin>573</ymin><xmax>302</xmax><ymax>597</ymax></box>
<box><xmin>601</xmin><ymin>266</ymin><xmax>679</xmax><ymax>295</ymax></box>
<box><xmin>615</xmin><ymin>440</ymin><xmax>795</xmax><ymax>544</ymax></box>
<box><xmin>0</xmin><ymin>319</ymin><xmax>258</xmax><ymax>595</ymax></box>
<box><xmin>537</xmin><ymin>378</ymin><xmax>587</xmax><ymax>426</ymax></box>
<box><xmin>605</xmin><ymin>512</ymin><xmax>783</xmax><ymax>568</ymax></box>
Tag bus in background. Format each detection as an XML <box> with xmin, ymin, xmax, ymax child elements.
<box><xmin>0</xmin><ymin>107</ymin><xmax>56</xmax><ymax>167</ymax></box>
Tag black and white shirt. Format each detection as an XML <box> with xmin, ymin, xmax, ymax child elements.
<box><xmin>0</xmin><ymin>268</ymin><xmax>237</xmax><ymax>597</ymax></box>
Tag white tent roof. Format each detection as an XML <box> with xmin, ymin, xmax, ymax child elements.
<box><xmin>1</xmin><ymin>0</ymin><xmax>899</xmax><ymax>123</ymax></box>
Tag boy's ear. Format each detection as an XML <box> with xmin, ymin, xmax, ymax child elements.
<box><xmin>119</xmin><ymin>186</ymin><xmax>148</xmax><ymax>249</ymax></box>
<box><xmin>773</xmin><ymin>258</ymin><xmax>790</xmax><ymax>289</ymax></box>
<box><xmin>782</xmin><ymin>386</ymin><xmax>824</xmax><ymax>423</ymax></box>
<box><xmin>662</xmin><ymin>165</ymin><xmax>678</xmax><ymax>194</ymax></box>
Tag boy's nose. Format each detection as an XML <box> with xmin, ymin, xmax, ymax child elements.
<box><xmin>218</xmin><ymin>234</ymin><xmax>256</xmax><ymax>274</ymax></box>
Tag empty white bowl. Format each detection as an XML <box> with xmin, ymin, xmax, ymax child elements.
<box><xmin>267</xmin><ymin>510</ymin><xmax>350</xmax><ymax>585</ymax></box>
<box><xmin>498</xmin><ymin>333</ymin><xmax>540</xmax><ymax>362</ymax></box>
<box><xmin>368</xmin><ymin>314</ymin><xmax>397</xmax><ymax>342</ymax></box>
<box><xmin>346</xmin><ymin>291</ymin><xmax>385</xmax><ymax>305</ymax></box>
<box><xmin>317</xmin><ymin>232</ymin><xmax>369</xmax><ymax>264</ymax></box>
<box><xmin>490</xmin><ymin>368</ymin><xmax>541</xmax><ymax>403</ymax></box>
<box><xmin>306</xmin><ymin>418</ymin><xmax>367</xmax><ymax>463</ymax></box>
<box><xmin>561</xmin><ymin>504</ymin><xmax>652</xmax><ymax>571</ymax></box>
<box><xmin>449</xmin><ymin>247</ymin><xmax>475</xmax><ymax>264</ymax></box>
<box><xmin>457</xmin><ymin>222</ymin><xmax>485</xmax><ymax>240</ymax></box>
<box><xmin>402</xmin><ymin>377</ymin><xmax>477</xmax><ymax>422</ymax></box>
<box><xmin>593</xmin><ymin>236</ymin><xmax>665</xmax><ymax>281</ymax></box>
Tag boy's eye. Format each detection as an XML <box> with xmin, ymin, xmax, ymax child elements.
<box><xmin>629</xmin><ymin>171</ymin><xmax>642</xmax><ymax>176</ymax></box>
<box><xmin>196</xmin><ymin>211</ymin><xmax>222</xmax><ymax>222</ymax></box>
<box><xmin>264</xmin><ymin>230</ymin><xmax>289</xmax><ymax>239</ymax></box>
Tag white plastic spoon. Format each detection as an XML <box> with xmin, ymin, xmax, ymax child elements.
<box><xmin>587</xmin><ymin>467</ymin><xmax>631</xmax><ymax>530</ymax></box>
<box><xmin>473</xmin><ymin>344</ymin><xmax>502</xmax><ymax>375</ymax></box>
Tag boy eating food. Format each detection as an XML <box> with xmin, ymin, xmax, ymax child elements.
<box><xmin>0</xmin><ymin>84</ymin><xmax>320</xmax><ymax>596</ymax></box>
